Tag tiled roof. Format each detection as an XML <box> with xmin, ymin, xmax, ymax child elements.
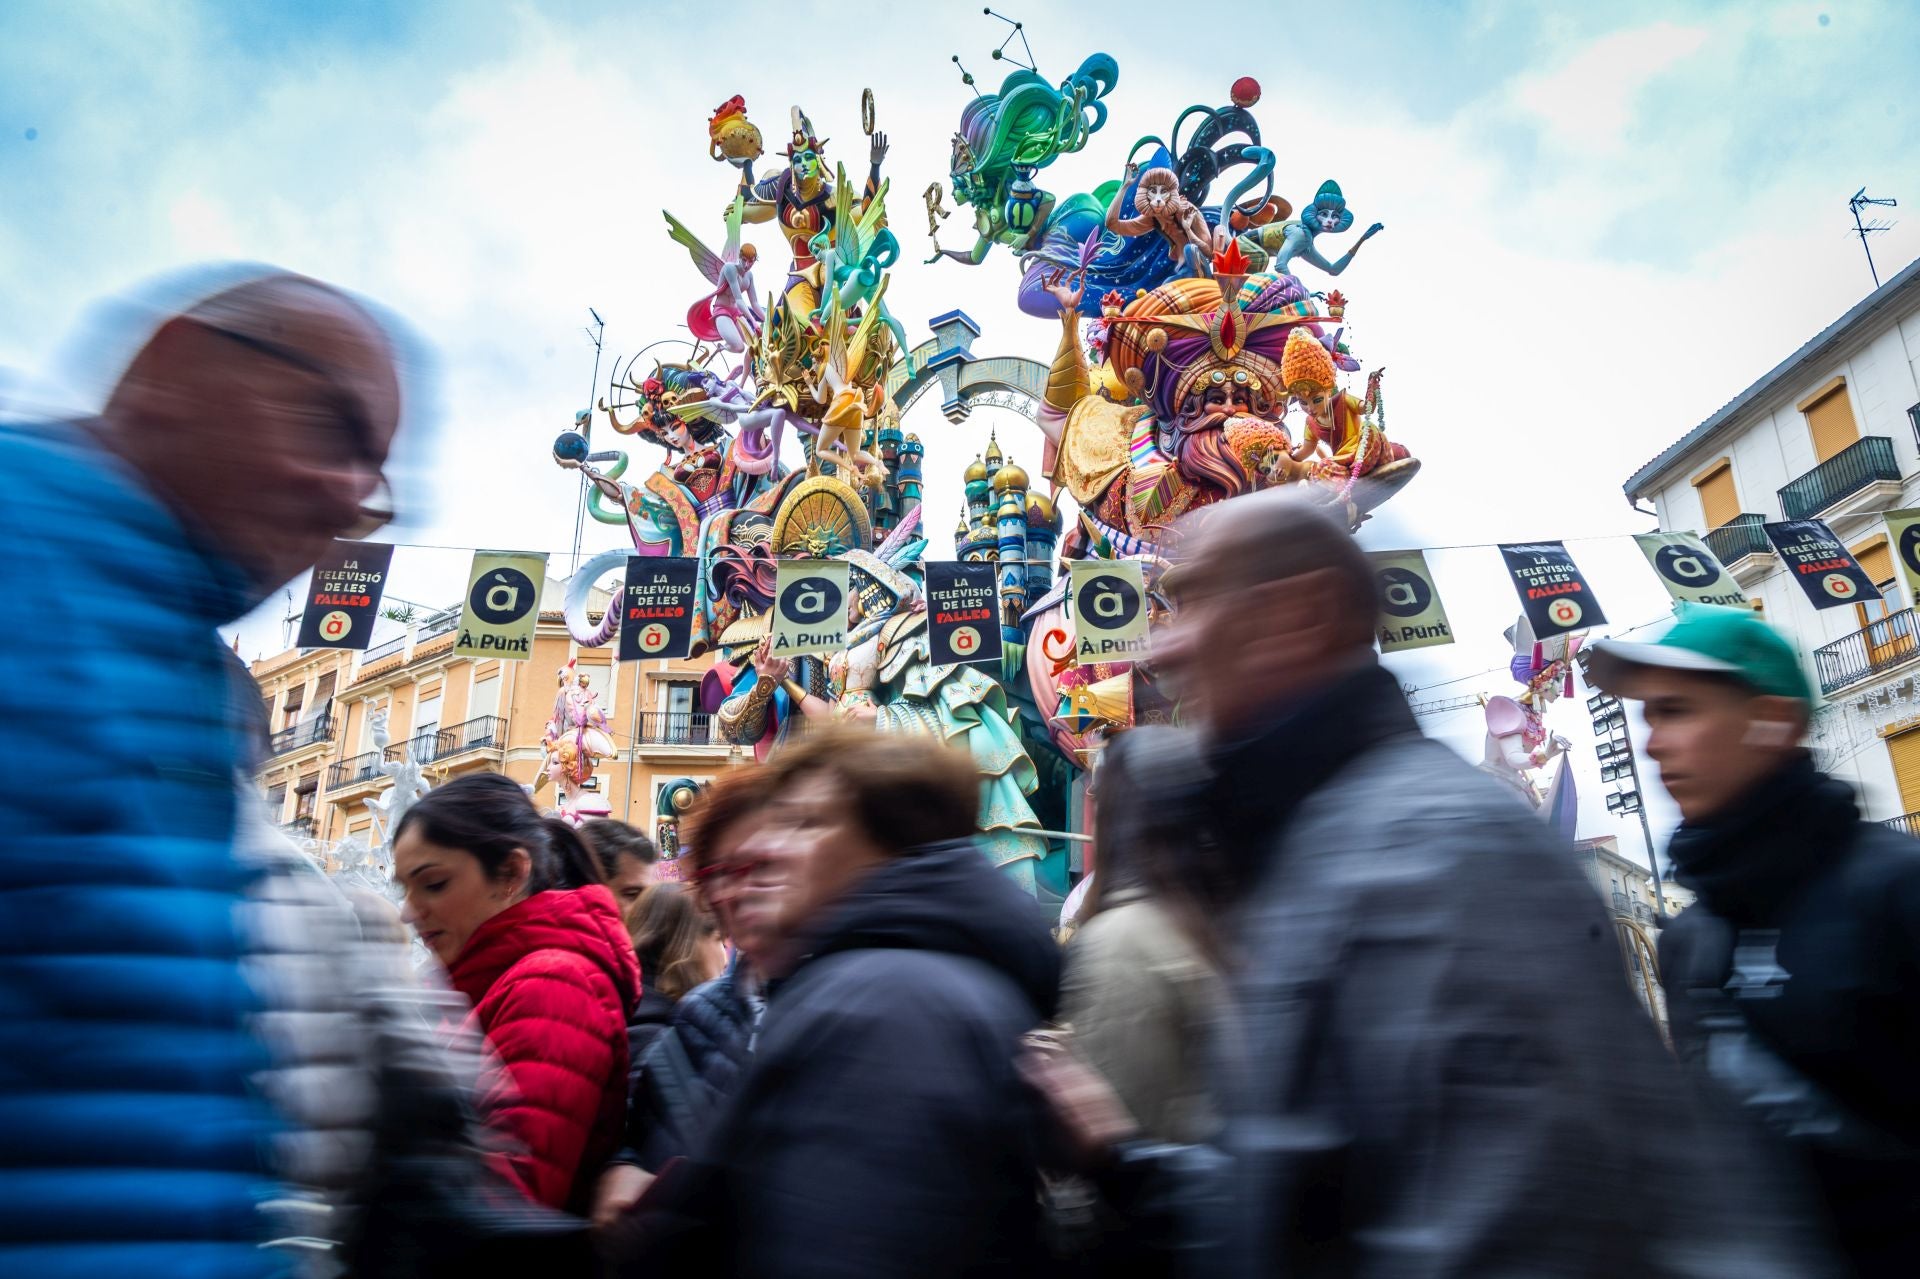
<box><xmin>1623</xmin><ymin>254</ymin><xmax>1920</xmax><ymax>499</ymax></box>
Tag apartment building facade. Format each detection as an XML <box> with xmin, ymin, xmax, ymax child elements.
<box><xmin>252</xmin><ymin>576</ymin><xmax>736</xmax><ymax>854</ymax></box>
<box><xmin>1623</xmin><ymin>257</ymin><xmax>1920</xmax><ymax>827</ymax></box>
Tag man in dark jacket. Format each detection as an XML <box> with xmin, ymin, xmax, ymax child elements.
<box><xmin>610</xmin><ymin>727</ymin><xmax>1059</xmax><ymax>1278</ymax></box>
<box><xmin>1590</xmin><ymin>601</ymin><xmax>1920</xmax><ymax>1276</ymax></box>
<box><xmin>1139</xmin><ymin>491</ymin><xmax>1827</xmax><ymax>1276</ymax></box>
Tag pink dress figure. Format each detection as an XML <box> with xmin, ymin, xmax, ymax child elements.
<box><xmin>664</xmin><ymin>196</ymin><xmax>764</xmax><ymax>376</ymax></box>
<box><xmin>541</xmin><ymin>660</ymin><xmax>618</xmax><ymax>819</ymax></box>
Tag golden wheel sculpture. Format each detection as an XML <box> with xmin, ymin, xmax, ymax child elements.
<box><xmin>771</xmin><ymin>474</ymin><xmax>873</xmax><ymax>558</ymax></box>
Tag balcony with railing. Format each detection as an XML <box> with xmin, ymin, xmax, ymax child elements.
<box><xmin>635</xmin><ymin>711</ymin><xmax>716</xmax><ymax>746</ymax></box>
<box><xmin>432</xmin><ymin>715</ymin><xmax>508</xmax><ymax>761</ymax></box>
<box><xmin>1777</xmin><ymin>435</ymin><xmax>1902</xmax><ymax>521</ymax></box>
<box><xmin>269</xmin><ymin>712</ymin><xmax>333</xmax><ymax>757</ymax></box>
<box><xmin>360</xmin><ymin>608</ymin><xmax>462</xmax><ymax>665</ymax></box>
<box><xmin>327</xmin><ymin>749</ymin><xmax>387</xmax><ymax>791</ymax></box>
<box><xmin>1884</xmin><ymin>811</ymin><xmax>1920</xmax><ymax>838</ymax></box>
<box><xmin>281</xmin><ymin>815</ymin><xmax>316</xmax><ymax>839</ymax></box>
<box><xmin>1704</xmin><ymin>513</ymin><xmax>1772</xmax><ymax>566</ymax></box>
<box><xmin>1812</xmin><ymin>607</ymin><xmax>1920</xmax><ymax>694</ymax></box>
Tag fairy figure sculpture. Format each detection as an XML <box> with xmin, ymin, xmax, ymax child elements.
<box><xmin>663</xmin><ymin>196</ymin><xmax>764</xmax><ymax>374</ymax></box>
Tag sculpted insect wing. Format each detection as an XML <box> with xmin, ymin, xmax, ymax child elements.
<box><xmin>662</xmin><ymin>208</ymin><xmax>726</xmax><ymax>284</ymax></box>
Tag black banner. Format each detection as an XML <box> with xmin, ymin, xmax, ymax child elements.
<box><xmin>1763</xmin><ymin>519</ymin><xmax>1881</xmax><ymax>610</ymax></box>
<box><xmin>1497</xmin><ymin>541</ymin><xmax>1608</xmax><ymax>638</ymax></box>
<box><xmin>618</xmin><ymin>557</ymin><xmax>699</xmax><ymax>660</ymax></box>
<box><xmin>925</xmin><ymin>562</ymin><xmax>1003</xmax><ymax>667</ymax></box>
<box><xmin>297</xmin><ymin>540</ymin><xmax>394</xmax><ymax>650</ymax></box>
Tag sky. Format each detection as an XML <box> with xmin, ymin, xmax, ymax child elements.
<box><xmin>5</xmin><ymin>0</ymin><xmax>1919</xmax><ymax>858</ymax></box>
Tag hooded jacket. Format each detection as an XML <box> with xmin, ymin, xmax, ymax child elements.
<box><xmin>691</xmin><ymin>838</ymin><xmax>1061</xmax><ymax>1279</ymax></box>
<box><xmin>1661</xmin><ymin>754</ymin><xmax>1920</xmax><ymax>1277</ymax></box>
<box><xmin>1196</xmin><ymin>664</ymin><xmax>1830</xmax><ymax>1277</ymax></box>
<box><xmin>448</xmin><ymin>884</ymin><xmax>641</xmax><ymax>1213</ymax></box>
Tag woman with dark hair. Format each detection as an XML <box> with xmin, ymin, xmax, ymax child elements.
<box><xmin>393</xmin><ymin>772</ymin><xmax>640</xmax><ymax>1212</ymax></box>
<box><xmin>623</xmin><ymin>884</ymin><xmax>725</xmax><ymax>1094</ymax></box>
<box><xmin>581</xmin><ymin>817</ymin><xmax>660</xmax><ymax>913</ymax></box>
<box><xmin>1060</xmin><ymin>726</ymin><xmax>1225</xmax><ymax>1145</ymax></box>
<box><xmin>605</xmin><ymin>726</ymin><xmax>1061</xmax><ymax>1277</ymax></box>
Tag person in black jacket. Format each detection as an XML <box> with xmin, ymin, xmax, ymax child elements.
<box><xmin>1591</xmin><ymin>602</ymin><xmax>1920</xmax><ymax>1277</ymax></box>
<box><xmin>594</xmin><ymin>768</ymin><xmax>771</xmax><ymax>1228</ymax></box>
<box><xmin>606</xmin><ymin>725</ymin><xmax>1061</xmax><ymax>1278</ymax></box>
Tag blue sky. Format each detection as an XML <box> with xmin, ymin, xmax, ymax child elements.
<box><xmin>5</xmin><ymin>0</ymin><xmax>1918</xmax><ymax>852</ymax></box>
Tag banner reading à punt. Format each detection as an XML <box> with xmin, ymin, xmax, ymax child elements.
<box><xmin>455</xmin><ymin>550</ymin><xmax>547</xmax><ymax>660</ymax></box>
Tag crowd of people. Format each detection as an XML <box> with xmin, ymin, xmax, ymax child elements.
<box><xmin>4</xmin><ymin>266</ymin><xmax>1919</xmax><ymax>1278</ymax></box>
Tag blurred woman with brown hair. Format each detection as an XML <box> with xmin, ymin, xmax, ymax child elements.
<box><xmin>623</xmin><ymin>882</ymin><xmax>727</xmax><ymax>1076</ymax></box>
<box><xmin>1060</xmin><ymin>726</ymin><xmax>1227</xmax><ymax>1145</ymax></box>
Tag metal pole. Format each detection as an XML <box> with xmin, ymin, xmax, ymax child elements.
<box><xmin>571</xmin><ymin>309</ymin><xmax>606</xmax><ymax>576</ymax></box>
<box><xmin>624</xmin><ymin>658</ymin><xmax>643</xmax><ymax>825</ymax></box>
<box><xmin>1852</xmin><ymin>196</ymin><xmax>1883</xmax><ymax>289</ymax></box>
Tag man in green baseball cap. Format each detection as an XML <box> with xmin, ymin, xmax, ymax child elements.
<box><xmin>1590</xmin><ymin>601</ymin><xmax>1920</xmax><ymax>1276</ymax></box>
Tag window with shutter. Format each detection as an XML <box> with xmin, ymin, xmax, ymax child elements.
<box><xmin>1692</xmin><ymin>459</ymin><xmax>1740</xmax><ymax>530</ymax></box>
<box><xmin>1803</xmin><ymin>382</ymin><xmax>1859</xmax><ymax>462</ymax></box>
<box><xmin>1887</xmin><ymin>727</ymin><xmax>1920</xmax><ymax>815</ymax></box>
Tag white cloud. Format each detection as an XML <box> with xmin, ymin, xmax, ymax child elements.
<box><xmin>4</xmin><ymin>0</ymin><xmax>1917</xmax><ymax>859</ymax></box>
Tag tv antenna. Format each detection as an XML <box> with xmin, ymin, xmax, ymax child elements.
<box><xmin>1848</xmin><ymin>187</ymin><xmax>1898</xmax><ymax>288</ymax></box>
<box><xmin>570</xmin><ymin>307</ymin><xmax>606</xmax><ymax>574</ymax></box>
<box><xmin>281</xmin><ymin>588</ymin><xmax>299</xmax><ymax>648</ymax></box>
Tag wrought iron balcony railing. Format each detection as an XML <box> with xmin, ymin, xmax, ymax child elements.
<box><xmin>327</xmin><ymin>749</ymin><xmax>387</xmax><ymax>789</ymax></box>
<box><xmin>1777</xmin><ymin>435</ymin><xmax>1901</xmax><ymax>521</ymax></box>
<box><xmin>1704</xmin><ymin>513</ymin><xmax>1771</xmax><ymax>565</ymax></box>
<box><xmin>434</xmin><ymin>715</ymin><xmax>508</xmax><ymax>760</ymax></box>
<box><xmin>1812</xmin><ymin>606</ymin><xmax>1920</xmax><ymax>694</ymax></box>
<box><xmin>636</xmin><ymin>712</ymin><xmax>715</xmax><ymax>746</ymax></box>
<box><xmin>1883</xmin><ymin>811</ymin><xmax>1920</xmax><ymax>839</ymax></box>
<box><xmin>282</xmin><ymin>816</ymin><xmax>315</xmax><ymax>838</ymax></box>
<box><xmin>269</xmin><ymin>713</ymin><xmax>333</xmax><ymax>756</ymax></box>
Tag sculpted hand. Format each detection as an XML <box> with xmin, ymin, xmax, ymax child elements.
<box><xmin>869</xmin><ymin>132</ymin><xmax>890</xmax><ymax>167</ymax></box>
<box><xmin>751</xmin><ymin>636</ymin><xmax>790</xmax><ymax>686</ymax></box>
<box><xmin>1360</xmin><ymin>221</ymin><xmax>1385</xmax><ymax>242</ymax></box>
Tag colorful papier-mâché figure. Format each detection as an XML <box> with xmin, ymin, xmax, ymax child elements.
<box><xmin>927</xmin><ymin>53</ymin><xmax>1118</xmax><ymax>266</ymax></box>
<box><xmin>1104</xmin><ymin>162</ymin><xmax>1220</xmax><ymax>278</ymax></box>
<box><xmin>1280</xmin><ymin>326</ymin><xmax>1412</xmax><ymax>491</ymax></box>
<box><xmin>1249</xmin><ymin>179</ymin><xmax>1383</xmax><ymax>279</ymax></box>
<box><xmin>739</xmin><ymin>105</ymin><xmax>887</xmax><ymax>321</ymax></box>
<box><xmin>663</xmin><ymin>196</ymin><xmax>764</xmax><ymax>373</ymax></box>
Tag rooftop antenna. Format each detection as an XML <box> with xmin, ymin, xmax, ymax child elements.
<box><xmin>1848</xmin><ymin>187</ymin><xmax>1898</xmax><ymax>289</ymax></box>
<box><xmin>281</xmin><ymin>588</ymin><xmax>299</xmax><ymax>648</ymax></box>
<box><xmin>570</xmin><ymin>307</ymin><xmax>606</xmax><ymax>575</ymax></box>
<box><xmin>983</xmin><ymin>8</ymin><xmax>1037</xmax><ymax>73</ymax></box>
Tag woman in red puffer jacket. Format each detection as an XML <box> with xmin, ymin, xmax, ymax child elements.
<box><xmin>394</xmin><ymin>773</ymin><xmax>642</xmax><ymax>1212</ymax></box>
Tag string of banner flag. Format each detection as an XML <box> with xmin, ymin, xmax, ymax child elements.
<box><xmin>292</xmin><ymin>511</ymin><xmax>1920</xmax><ymax>666</ymax></box>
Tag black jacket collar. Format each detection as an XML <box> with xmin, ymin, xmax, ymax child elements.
<box><xmin>1205</xmin><ymin>663</ymin><xmax>1420</xmax><ymax>885</ymax></box>
<box><xmin>1666</xmin><ymin>753</ymin><xmax>1857</xmax><ymax>926</ymax></box>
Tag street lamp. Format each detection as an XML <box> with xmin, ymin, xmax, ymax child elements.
<box><xmin>1581</xmin><ymin>667</ymin><xmax>1666</xmax><ymax>920</ymax></box>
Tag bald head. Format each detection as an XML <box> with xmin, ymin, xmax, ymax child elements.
<box><xmin>1154</xmin><ymin>489</ymin><xmax>1379</xmax><ymax>738</ymax></box>
<box><xmin>101</xmin><ymin>270</ymin><xmax>401</xmax><ymax>611</ymax></box>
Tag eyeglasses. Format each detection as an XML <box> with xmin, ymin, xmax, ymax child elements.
<box><xmin>690</xmin><ymin>854</ymin><xmax>772</xmax><ymax>886</ymax></box>
<box><xmin>197</xmin><ymin>321</ymin><xmax>394</xmax><ymax>537</ymax></box>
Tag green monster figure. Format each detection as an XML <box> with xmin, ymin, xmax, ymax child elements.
<box><xmin>926</xmin><ymin>53</ymin><xmax>1119</xmax><ymax>266</ymax></box>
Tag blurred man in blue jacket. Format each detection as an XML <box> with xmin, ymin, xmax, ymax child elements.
<box><xmin>0</xmin><ymin>270</ymin><xmax>402</xmax><ymax>1277</ymax></box>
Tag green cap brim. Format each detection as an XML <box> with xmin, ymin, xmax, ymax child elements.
<box><xmin>1584</xmin><ymin>638</ymin><xmax>1747</xmax><ymax>696</ymax></box>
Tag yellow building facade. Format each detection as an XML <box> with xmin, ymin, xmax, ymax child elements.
<box><xmin>251</xmin><ymin>584</ymin><xmax>739</xmax><ymax>854</ymax></box>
